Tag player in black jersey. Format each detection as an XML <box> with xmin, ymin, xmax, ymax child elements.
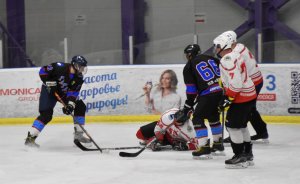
<box><xmin>25</xmin><ymin>55</ymin><xmax>91</xmax><ymax>148</ymax></box>
<box><xmin>182</xmin><ymin>44</ymin><xmax>224</xmax><ymax>159</ymax></box>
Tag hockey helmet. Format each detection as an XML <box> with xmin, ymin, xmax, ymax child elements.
<box><xmin>71</xmin><ymin>55</ymin><xmax>88</xmax><ymax>75</ymax></box>
<box><xmin>213</xmin><ymin>32</ymin><xmax>236</xmax><ymax>51</ymax></box>
<box><xmin>222</xmin><ymin>30</ymin><xmax>237</xmax><ymax>43</ymax></box>
<box><xmin>184</xmin><ymin>44</ymin><xmax>201</xmax><ymax>60</ymax></box>
<box><xmin>213</xmin><ymin>32</ymin><xmax>236</xmax><ymax>58</ymax></box>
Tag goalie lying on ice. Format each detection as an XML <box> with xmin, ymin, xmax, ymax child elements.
<box><xmin>136</xmin><ymin>108</ymin><xmax>198</xmax><ymax>151</ymax></box>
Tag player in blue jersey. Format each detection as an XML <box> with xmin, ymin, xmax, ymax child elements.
<box><xmin>182</xmin><ymin>44</ymin><xmax>224</xmax><ymax>159</ymax></box>
<box><xmin>25</xmin><ymin>55</ymin><xmax>91</xmax><ymax>148</ymax></box>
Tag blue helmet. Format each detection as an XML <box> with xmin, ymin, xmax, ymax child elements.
<box><xmin>71</xmin><ymin>55</ymin><xmax>88</xmax><ymax>75</ymax></box>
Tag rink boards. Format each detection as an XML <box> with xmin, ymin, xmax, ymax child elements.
<box><xmin>0</xmin><ymin>64</ymin><xmax>300</xmax><ymax>124</ymax></box>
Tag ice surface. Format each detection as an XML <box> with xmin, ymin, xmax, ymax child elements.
<box><xmin>0</xmin><ymin>123</ymin><xmax>300</xmax><ymax>184</ymax></box>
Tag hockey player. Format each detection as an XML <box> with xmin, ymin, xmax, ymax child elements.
<box><xmin>221</xmin><ymin>30</ymin><xmax>269</xmax><ymax>142</ymax></box>
<box><xmin>24</xmin><ymin>55</ymin><xmax>91</xmax><ymax>148</ymax></box>
<box><xmin>182</xmin><ymin>44</ymin><xmax>224</xmax><ymax>159</ymax></box>
<box><xmin>213</xmin><ymin>33</ymin><xmax>257</xmax><ymax>168</ymax></box>
<box><xmin>136</xmin><ymin>108</ymin><xmax>198</xmax><ymax>151</ymax></box>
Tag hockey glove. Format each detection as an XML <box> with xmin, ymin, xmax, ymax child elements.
<box><xmin>174</xmin><ymin>109</ymin><xmax>189</xmax><ymax>126</ymax></box>
<box><xmin>218</xmin><ymin>96</ymin><xmax>234</xmax><ymax>112</ymax></box>
<box><xmin>45</xmin><ymin>81</ymin><xmax>57</xmax><ymax>94</ymax></box>
<box><xmin>149</xmin><ymin>140</ymin><xmax>163</xmax><ymax>151</ymax></box>
<box><xmin>175</xmin><ymin>104</ymin><xmax>193</xmax><ymax>125</ymax></box>
<box><xmin>62</xmin><ymin>102</ymin><xmax>75</xmax><ymax>115</ymax></box>
<box><xmin>172</xmin><ymin>140</ymin><xmax>188</xmax><ymax>151</ymax></box>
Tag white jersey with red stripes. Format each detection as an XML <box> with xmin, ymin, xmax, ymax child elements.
<box><xmin>219</xmin><ymin>51</ymin><xmax>257</xmax><ymax>103</ymax></box>
<box><xmin>154</xmin><ymin>108</ymin><xmax>197</xmax><ymax>149</ymax></box>
<box><xmin>233</xmin><ymin>43</ymin><xmax>263</xmax><ymax>86</ymax></box>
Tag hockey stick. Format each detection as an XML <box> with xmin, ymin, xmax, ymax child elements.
<box><xmin>74</xmin><ymin>139</ymin><xmax>141</xmax><ymax>151</ymax></box>
<box><xmin>221</xmin><ymin>110</ymin><xmax>225</xmax><ymax>147</ymax></box>
<box><xmin>119</xmin><ymin>137</ymin><xmax>157</xmax><ymax>157</ymax></box>
<box><xmin>119</xmin><ymin>121</ymin><xmax>175</xmax><ymax>157</ymax></box>
<box><xmin>54</xmin><ymin>92</ymin><xmax>103</xmax><ymax>153</ymax></box>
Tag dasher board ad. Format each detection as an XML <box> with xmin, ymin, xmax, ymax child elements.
<box><xmin>0</xmin><ymin>64</ymin><xmax>299</xmax><ymax>118</ymax></box>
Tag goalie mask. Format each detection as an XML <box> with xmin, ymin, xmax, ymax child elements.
<box><xmin>71</xmin><ymin>55</ymin><xmax>88</xmax><ymax>75</ymax></box>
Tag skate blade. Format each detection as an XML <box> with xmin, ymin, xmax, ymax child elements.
<box><xmin>247</xmin><ymin>160</ymin><xmax>255</xmax><ymax>166</ymax></box>
<box><xmin>193</xmin><ymin>154</ymin><xmax>213</xmax><ymax>160</ymax></box>
<box><xmin>211</xmin><ymin>151</ymin><xmax>226</xmax><ymax>156</ymax></box>
<box><xmin>252</xmin><ymin>139</ymin><xmax>269</xmax><ymax>144</ymax></box>
<box><xmin>225</xmin><ymin>162</ymin><xmax>248</xmax><ymax>169</ymax></box>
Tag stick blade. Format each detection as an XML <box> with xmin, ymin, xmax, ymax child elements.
<box><xmin>74</xmin><ymin>139</ymin><xmax>99</xmax><ymax>151</ymax></box>
<box><xmin>119</xmin><ymin>148</ymin><xmax>145</xmax><ymax>157</ymax></box>
<box><xmin>119</xmin><ymin>152</ymin><xmax>137</xmax><ymax>157</ymax></box>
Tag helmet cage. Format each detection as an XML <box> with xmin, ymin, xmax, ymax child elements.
<box><xmin>213</xmin><ymin>43</ymin><xmax>227</xmax><ymax>59</ymax></box>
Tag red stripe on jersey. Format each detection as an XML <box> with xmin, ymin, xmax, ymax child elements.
<box><xmin>220</xmin><ymin>60</ymin><xmax>237</xmax><ymax>71</ymax></box>
<box><xmin>239</xmin><ymin>46</ymin><xmax>246</xmax><ymax>54</ymax></box>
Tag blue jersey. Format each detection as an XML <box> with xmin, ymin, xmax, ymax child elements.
<box><xmin>183</xmin><ymin>54</ymin><xmax>222</xmax><ymax>107</ymax></box>
<box><xmin>39</xmin><ymin>62</ymin><xmax>83</xmax><ymax>102</ymax></box>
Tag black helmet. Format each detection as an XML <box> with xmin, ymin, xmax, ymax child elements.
<box><xmin>174</xmin><ymin>109</ymin><xmax>190</xmax><ymax>125</ymax></box>
<box><xmin>184</xmin><ymin>44</ymin><xmax>201</xmax><ymax>60</ymax></box>
<box><xmin>71</xmin><ymin>55</ymin><xmax>88</xmax><ymax>75</ymax></box>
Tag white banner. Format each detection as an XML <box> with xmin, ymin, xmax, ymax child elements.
<box><xmin>0</xmin><ymin>64</ymin><xmax>299</xmax><ymax>118</ymax></box>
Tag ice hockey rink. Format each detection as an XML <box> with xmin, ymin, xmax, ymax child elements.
<box><xmin>0</xmin><ymin>122</ymin><xmax>300</xmax><ymax>184</ymax></box>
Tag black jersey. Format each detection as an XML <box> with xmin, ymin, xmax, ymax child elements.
<box><xmin>39</xmin><ymin>62</ymin><xmax>84</xmax><ymax>102</ymax></box>
<box><xmin>183</xmin><ymin>54</ymin><xmax>222</xmax><ymax>107</ymax></box>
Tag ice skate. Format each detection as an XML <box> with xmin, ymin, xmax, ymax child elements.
<box><xmin>74</xmin><ymin>127</ymin><xmax>92</xmax><ymax>144</ymax></box>
<box><xmin>148</xmin><ymin>140</ymin><xmax>173</xmax><ymax>151</ymax></box>
<box><xmin>211</xmin><ymin>138</ymin><xmax>225</xmax><ymax>156</ymax></box>
<box><xmin>225</xmin><ymin>154</ymin><xmax>248</xmax><ymax>169</ymax></box>
<box><xmin>192</xmin><ymin>140</ymin><xmax>212</xmax><ymax>160</ymax></box>
<box><xmin>24</xmin><ymin>132</ymin><xmax>40</xmax><ymax>148</ymax></box>
<box><xmin>245</xmin><ymin>152</ymin><xmax>254</xmax><ymax>166</ymax></box>
<box><xmin>251</xmin><ymin>132</ymin><xmax>269</xmax><ymax>144</ymax></box>
<box><xmin>244</xmin><ymin>142</ymin><xmax>254</xmax><ymax>166</ymax></box>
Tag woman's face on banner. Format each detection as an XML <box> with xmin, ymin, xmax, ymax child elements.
<box><xmin>161</xmin><ymin>72</ymin><xmax>172</xmax><ymax>88</ymax></box>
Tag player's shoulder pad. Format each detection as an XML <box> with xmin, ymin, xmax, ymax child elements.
<box><xmin>54</xmin><ymin>62</ymin><xmax>66</xmax><ymax>67</ymax></box>
<box><xmin>220</xmin><ymin>52</ymin><xmax>238</xmax><ymax>70</ymax></box>
<box><xmin>232</xmin><ymin>43</ymin><xmax>246</xmax><ymax>54</ymax></box>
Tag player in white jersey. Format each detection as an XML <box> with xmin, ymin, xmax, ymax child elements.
<box><xmin>136</xmin><ymin>108</ymin><xmax>198</xmax><ymax>151</ymax></box>
<box><xmin>221</xmin><ymin>31</ymin><xmax>269</xmax><ymax>142</ymax></box>
<box><xmin>213</xmin><ymin>33</ymin><xmax>257</xmax><ymax>168</ymax></box>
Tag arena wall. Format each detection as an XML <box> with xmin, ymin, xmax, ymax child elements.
<box><xmin>0</xmin><ymin>64</ymin><xmax>299</xmax><ymax>124</ymax></box>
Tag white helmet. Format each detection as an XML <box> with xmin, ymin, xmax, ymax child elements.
<box><xmin>213</xmin><ymin>30</ymin><xmax>236</xmax><ymax>50</ymax></box>
<box><xmin>222</xmin><ymin>30</ymin><xmax>237</xmax><ymax>43</ymax></box>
